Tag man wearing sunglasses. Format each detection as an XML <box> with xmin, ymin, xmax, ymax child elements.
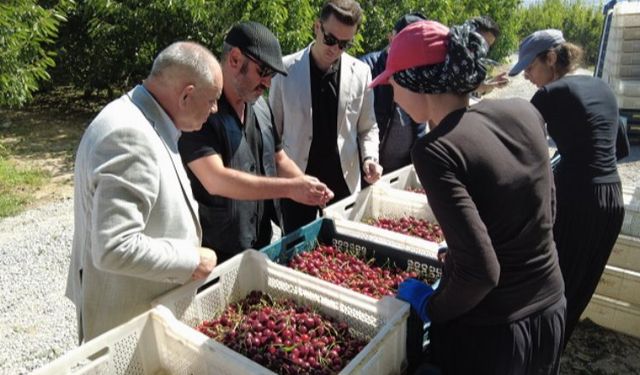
<box><xmin>269</xmin><ymin>0</ymin><xmax>382</xmax><ymax>233</ymax></box>
<box><xmin>179</xmin><ymin>22</ymin><xmax>334</xmax><ymax>263</ymax></box>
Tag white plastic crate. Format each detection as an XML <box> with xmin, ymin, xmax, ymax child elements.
<box><xmin>609</xmin><ymin>25</ymin><xmax>640</xmax><ymax>40</ymax></box>
<box><xmin>596</xmin><ymin>265</ymin><xmax>640</xmax><ymax>306</ymax></box>
<box><xmin>323</xmin><ymin>185</ymin><xmax>444</xmax><ymax>251</ymax></box>
<box><xmin>331</xmin><ymin>217</ymin><xmax>440</xmax><ymax>261</ymax></box>
<box><xmin>605</xmin><ymin>49</ymin><xmax>640</xmax><ymax>67</ymax></box>
<box><xmin>379</xmin><ymin>165</ymin><xmax>419</xmax><ymax>189</ymax></box>
<box><xmin>379</xmin><ymin>165</ymin><xmax>423</xmax><ymax>192</ymax></box>
<box><xmin>606</xmin><ymin>77</ymin><xmax>640</xmax><ymax>97</ymax></box>
<box><xmin>611</xmin><ymin>2</ymin><xmax>640</xmax><ymax>28</ymax></box>
<box><xmin>604</xmin><ymin>55</ymin><xmax>640</xmax><ymax>78</ymax></box>
<box><xmin>606</xmin><ymin>39</ymin><xmax>640</xmax><ymax>54</ymax></box>
<box><xmin>615</xmin><ymin>94</ymin><xmax>640</xmax><ymax>110</ymax></box>
<box><xmin>622</xmin><ymin>186</ymin><xmax>640</xmax><ymax>237</ymax></box>
<box><xmin>377</xmin><ymin>165</ymin><xmax>428</xmax><ymax>203</ymax></box>
<box><xmin>153</xmin><ymin>250</ymin><xmax>410</xmax><ymax>375</ymax></box>
<box><xmin>608</xmin><ymin>235</ymin><xmax>640</xmax><ymax>271</ymax></box>
<box><xmin>582</xmin><ymin>294</ymin><xmax>640</xmax><ymax>339</ymax></box>
<box><xmin>33</xmin><ymin>307</ymin><xmax>219</xmax><ymax>375</ymax></box>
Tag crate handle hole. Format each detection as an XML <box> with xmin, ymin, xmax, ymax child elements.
<box><xmin>197</xmin><ymin>276</ymin><xmax>220</xmax><ymax>295</ymax></box>
<box><xmin>71</xmin><ymin>346</ymin><xmax>110</xmax><ymax>372</ymax></box>
<box><xmin>285</xmin><ymin>236</ymin><xmax>306</xmax><ymax>252</ymax></box>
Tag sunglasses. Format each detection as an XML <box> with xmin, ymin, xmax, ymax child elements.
<box><xmin>243</xmin><ymin>52</ymin><xmax>276</xmax><ymax>78</ymax></box>
<box><xmin>319</xmin><ymin>23</ymin><xmax>353</xmax><ymax>50</ymax></box>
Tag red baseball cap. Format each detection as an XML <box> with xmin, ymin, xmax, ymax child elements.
<box><xmin>369</xmin><ymin>20</ymin><xmax>449</xmax><ymax>88</ymax></box>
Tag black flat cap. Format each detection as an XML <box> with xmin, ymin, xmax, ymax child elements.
<box><xmin>225</xmin><ymin>21</ymin><xmax>287</xmax><ymax>76</ymax></box>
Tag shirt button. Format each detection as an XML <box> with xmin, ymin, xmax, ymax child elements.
<box><xmin>308</xmin><ymin>136</ymin><xmax>312</xmax><ymax>141</ymax></box>
<box><xmin>250</xmin><ymin>165</ymin><xmax>256</xmax><ymax>172</ymax></box>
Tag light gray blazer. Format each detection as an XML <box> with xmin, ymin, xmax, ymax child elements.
<box><xmin>65</xmin><ymin>85</ymin><xmax>202</xmax><ymax>341</ymax></box>
<box><xmin>269</xmin><ymin>45</ymin><xmax>379</xmax><ymax>193</ymax></box>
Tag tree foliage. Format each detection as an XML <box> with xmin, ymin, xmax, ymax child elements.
<box><xmin>0</xmin><ymin>0</ymin><xmax>71</xmax><ymax>107</ymax></box>
<box><xmin>51</xmin><ymin>0</ymin><xmax>525</xmax><ymax>97</ymax></box>
<box><xmin>517</xmin><ymin>0</ymin><xmax>604</xmax><ymax>66</ymax></box>
<box><xmin>0</xmin><ymin>0</ymin><xmax>607</xmax><ymax>105</ymax></box>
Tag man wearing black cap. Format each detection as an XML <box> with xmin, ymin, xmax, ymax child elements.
<box><xmin>359</xmin><ymin>12</ymin><xmax>427</xmax><ymax>174</ymax></box>
<box><xmin>179</xmin><ymin>21</ymin><xmax>334</xmax><ymax>263</ymax></box>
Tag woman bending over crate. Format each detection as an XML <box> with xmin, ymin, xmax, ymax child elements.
<box><xmin>509</xmin><ymin>29</ymin><xmax>625</xmax><ymax>347</ymax></box>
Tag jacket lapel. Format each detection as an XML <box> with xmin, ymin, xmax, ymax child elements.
<box><xmin>128</xmin><ymin>85</ymin><xmax>202</xmax><ymax>241</ymax></box>
<box><xmin>338</xmin><ymin>57</ymin><xmax>355</xmax><ymax>135</ymax></box>
<box><xmin>300</xmin><ymin>47</ymin><xmax>313</xmax><ymax>125</ymax></box>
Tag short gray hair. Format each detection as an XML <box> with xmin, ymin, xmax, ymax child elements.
<box><xmin>150</xmin><ymin>41</ymin><xmax>217</xmax><ymax>84</ymax></box>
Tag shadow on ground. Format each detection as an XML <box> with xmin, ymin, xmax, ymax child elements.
<box><xmin>0</xmin><ymin>87</ymin><xmax>109</xmax><ymax>177</ymax></box>
<box><xmin>561</xmin><ymin>319</ymin><xmax>640</xmax><ymax>374</ymax></box>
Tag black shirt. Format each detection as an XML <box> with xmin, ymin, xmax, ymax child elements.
<box><xmin>178</xmin><ymin>95</ymin><xmax>281</xmax><ymax>258</ymax></box>
<box><xmin>531</xmin><ymin>75</ymin><xmax>620</xmax><ymax>192</ymax></box>
<box><xmin>411</xmin><ymin>98</ymin><xmax>564</xmax><ymax>325</ymax></box>
<box><xmin>306</xmin><ymin>55</ymin><xmax>351</xmax><ymax>202</ymax></box>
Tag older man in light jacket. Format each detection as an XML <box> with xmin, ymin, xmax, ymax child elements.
<box><xmin>269</xmin><ymin>0</ymin><xmax>381</xmax><ymax>233</ymax></box>
<box><xmin>66</xmin><ymin>41</ymin><xmax>222</xmax><ymax>341</ymax></box>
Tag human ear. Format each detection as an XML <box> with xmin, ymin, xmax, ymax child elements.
<box><xmin>546</xmin><ymin>50</ymin><xmax>557</xmax><ymax>67</ymax></box>
<box><xmin>179</xmin><ymin>84</ymin><xmax>195</xmax><ymax>108</ymax></box>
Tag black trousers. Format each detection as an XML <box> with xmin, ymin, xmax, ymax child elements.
<box><xmin>427</xmin><ymin>297</ymin><xmax>566</xmax><ymax>375</ymax></box>
<box><xmin>553</xmin><ymin>181</ymin><xmax>624</xmax><ymax>346</ymax></box>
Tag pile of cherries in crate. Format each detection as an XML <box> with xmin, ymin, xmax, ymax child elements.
<box><xmin>365</xmin><ymin>216</ymin><xmax>444</xmax><ymax>243</ymax></box>
<box><xmin>288</xmin><ymin>244</ymin><xmax>422</xmax><ymax>299</ymax></box>
<box><xmin>197</xmin><ymin>290</ymin><xmax>367</xmax><ymax>375</ymax></box>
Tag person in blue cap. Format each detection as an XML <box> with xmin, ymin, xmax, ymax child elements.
<box><xmin>510</xmin><ymin>29</ymin><xmax>625</xmax><ymax>347</ymax></box>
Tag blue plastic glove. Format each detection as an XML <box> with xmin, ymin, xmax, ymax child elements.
<box><xmin>397</xmin><ymin>278</ymin><xmax>435</xmax><ymax>324</ymax></box>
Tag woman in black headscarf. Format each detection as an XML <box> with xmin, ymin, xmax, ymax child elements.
<box><xmin>370</xmin><ymin>21</ymin><xmax>566</xmax><ymax>374</ymax></box>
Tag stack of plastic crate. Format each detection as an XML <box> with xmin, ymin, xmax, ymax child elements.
<box><xmin>601</xmin><ymin>2</ymin><xmax>640</xmax><ymax>140</ymax></box>
<box><xmin>323</xmin><ymin>185</ymin><xmax>444</xmax><ymax>253</ymax></box>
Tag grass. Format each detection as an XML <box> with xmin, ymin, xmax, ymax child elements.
<box><xmin>0</xmin><ymin>157</ymin><xmax>47</xmax><ymax>217</ymax></box>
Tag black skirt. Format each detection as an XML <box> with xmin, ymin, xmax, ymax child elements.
<box><xmin>553</xmin><ymin>181</ymin><xmax>624</xmax><ymax>345</ymax></box>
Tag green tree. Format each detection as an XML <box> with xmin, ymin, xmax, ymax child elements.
<box><xmin>0</xmin><ymin>0</ymin><xmax>71</xmax><ymax>107</ymax></box>
<box><xmin>50</xmin><ymin>0</ymin><xmax>527</xmax><ymax>97</ymax></box>
<box><xmin>517</xmin><ymin>0</ymin><xmax>604</xmax><ymax>66</ymax></box>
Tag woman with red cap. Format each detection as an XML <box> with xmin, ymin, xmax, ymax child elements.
<box><xmin>370</xmin><ymin>21</ymin><xmax>566</xmax><ymax>374</ymax></box>
<box><xmin>509</xmin><ymin>30</ymin><xmax>625</xmax><ymax>348</ymax></box>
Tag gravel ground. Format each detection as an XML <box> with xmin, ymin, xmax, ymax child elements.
<box><xmin>1</xmin><ymin>71</ymin><xmax>639</xmax><ymax>374</ymax></box>
<box><xmin>0</xmin><ymin>197</ymin><xmax>77</xmax><ymax>374</ymax></box>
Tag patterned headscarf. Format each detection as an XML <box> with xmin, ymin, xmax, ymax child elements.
<box><xmin>393</xmin><ymin>23</ymin><xmax>489</xmax><ymax>94</ymax></box>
